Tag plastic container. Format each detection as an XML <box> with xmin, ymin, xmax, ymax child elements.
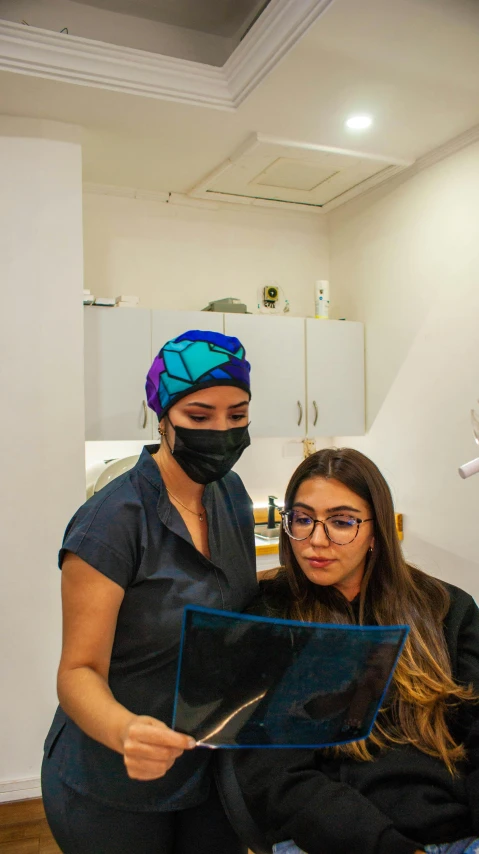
<box><xmin>314</xmin><ymin>280</ymin><xmax>330</xmax><ymax>319</ymax></box>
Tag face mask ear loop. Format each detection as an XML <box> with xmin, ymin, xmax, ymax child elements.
<box><xmin>159</xmin><ymin>415</ymin><xmax>175</xmax><ymax>456</ymax></box>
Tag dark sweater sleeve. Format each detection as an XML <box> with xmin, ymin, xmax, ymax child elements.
<box><xmin>233</xmin><ymin>748</ymin><xmax>420</xmax><ymax>854</ymax></box>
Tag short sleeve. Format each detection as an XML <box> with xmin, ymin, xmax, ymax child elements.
<box><xmin>59</xmin><ymin>479</ymin><xmax>142</xmax><ymax>589</ymax></box>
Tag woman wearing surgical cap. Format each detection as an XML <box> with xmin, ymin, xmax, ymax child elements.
<box><xmin>42</xmin><ymin>330</ymin><xmax>257</xmax><ymax>854</ymax></box>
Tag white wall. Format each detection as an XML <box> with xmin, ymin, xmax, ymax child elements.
<box><xmin>329</xmin><ymin>142</ymin><xmax>479</xmax><ymax>599</ymax></box>
<box><xmin>83</xmin><ymin>192</ymin><xmax>328</xmax><ymax>318</ymax></box>
<box><xmin>0</xmin><ymin>117</ymin><xmax>85</xmax><ymax>797</ymax></box>
<box><xmin>82</xmin><ymin>192</ymin><xmax>329</xmax><ymax>503</ymax></box>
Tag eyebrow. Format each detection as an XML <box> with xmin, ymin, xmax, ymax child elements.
<box><xmin>292</xmin><ymin>502</ymin><xmax>363</xmax><ymax>514</ymax></box>
<box><xmin>184</xmin><ymin>400</ymin><xmax>249</xmax><ymax>410</ymax></box>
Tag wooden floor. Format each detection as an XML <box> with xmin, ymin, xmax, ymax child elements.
<box><xmin>0</xmin><ymin>799</ymin><xmax>61</xmax><ymax>854</ymax></box>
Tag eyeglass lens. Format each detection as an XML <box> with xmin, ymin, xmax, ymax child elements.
<box><xmin>285</xmin><ymin>510</ymin><xmax>360</xmax><ymax>544</ymax></box>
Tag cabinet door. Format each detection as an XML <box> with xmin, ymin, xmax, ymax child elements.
<box><xmin>306</xmin><ymin>319</ymin><xmax>364</xmax><ymax>436</ymax></box>
<box><xmin>151</xmin><ymin>310</ymin><xmax>224</xmax><ymax>358</ymax></box>
<box><xmin>224</xmin><ymin>314</ymin><xmax>306</xmax><ymax>438</ymax></box>
<box><xmin>84</xmin><ymin>307</ymin><xmax>152</xmax><ymax>440</ymax></box>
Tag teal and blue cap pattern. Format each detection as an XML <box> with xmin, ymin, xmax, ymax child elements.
<box><xmin>146</xmin><ymin>329</ymin><xmax>251</xmax><ymax>420</ymax></box>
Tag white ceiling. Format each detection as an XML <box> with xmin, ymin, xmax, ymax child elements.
<box><xmin>72</xmin><ymin>0</ymin><xmax>269</xmax><ymax>37</ymax></box>
<box><xmin>190</xmin><ymin>134</ymin><xmax>411</xmax><ymax>209</ymax></box>
<box><xmin>1</xmin><ymin>0</ymin><xmax>479</xmax><ymax>199</ymax></box>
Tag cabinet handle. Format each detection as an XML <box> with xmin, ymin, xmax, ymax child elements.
<box><xmin>313</xmin><ymin>400</ymin><xmax>318</xmax><ymax>427</ymax></box>
<box><xmin>142</xmin><ymin>401</ymin><xmax>147</xmax><ymax>429</ymax></box>
<box><xmin>297</xmin><ymin>401</ymin><xmax>303</xmax><ymax>426</ymax></box>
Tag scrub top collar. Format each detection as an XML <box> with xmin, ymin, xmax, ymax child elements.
<box><xmin>137</xmin><ymin>444</ymin><xmax>215</xmax><ymax>559</ymax></box>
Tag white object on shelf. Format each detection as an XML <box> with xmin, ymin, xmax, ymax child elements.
<box><xmin>314</xmin><ymin>279</ymin><xmax>330</xmax><ymax>319</ymax></box>
<box><xmin>116</xmin><ymin>295</ymin><xmax>140</xmax><ymax>307</ymax></box>
<box><xmin>94</xmin><ymin>297</ymin><xmax>116</xmax><ymax>306</ymax></box>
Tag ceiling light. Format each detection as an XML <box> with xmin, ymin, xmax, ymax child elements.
<box><xmin>346</xmin><ymin>115</ymin><xmax>373</xmax><ymax>130</ymax></box>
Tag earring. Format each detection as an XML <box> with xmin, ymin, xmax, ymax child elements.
<box><xmin>158</xmin><ymin>425</ymin><xmax>166</xmax><ymax>436</ymax></box>
<box><xmin>368</xmin><ymin>546</ymin><xmax>373</xmax><ymax>553</ymax></box>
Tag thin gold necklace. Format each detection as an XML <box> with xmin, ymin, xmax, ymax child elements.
<box><xmin>165</xmin><ymin>488</ymin><xmax>205</xmax><ymax>522</ymax></box>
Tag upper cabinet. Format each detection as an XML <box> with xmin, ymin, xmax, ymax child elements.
<box><xmin>306</xmin><ymin>319</ymin><xmax>365</xmax><ymax>437</ymax></box>
<box><xmin>151</xmin><ymin>310</ymin><xmax>223</xmax><ymax>357</ymax></box>
<box><xmin>84</xmin><ymin>309</ymin><xmax>364</xmax><ymax>440</ymax></box>
<box><xmin>84</xmin><ymin>307</ymin><xmax>152</xmax><ymax>441</ymax></box>
<box><xmin>224</xmin><ymin>314</ymin><xmax>306</xmax><ymax>438</ymax></box>
<box><xmin>225</xmin><ymin>315</ymin><xmax>364</xmax><ymax>438</ymax></box>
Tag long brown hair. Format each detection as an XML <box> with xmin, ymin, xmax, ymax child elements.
<box><xmin>272</xmin><ymin>447</ymin><xmax>474</xmax><ymax>772</ymax></box>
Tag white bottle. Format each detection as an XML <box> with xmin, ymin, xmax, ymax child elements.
<box><xmin>314</xmin><ymin>280</ymin><xmax>330</xmax><ymax>319</ymax></box>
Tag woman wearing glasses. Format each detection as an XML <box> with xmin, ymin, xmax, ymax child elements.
<box><xmin>226</xmin><ymin>448</ymin><xmax>479</xmax><ymax>854</ymax></box>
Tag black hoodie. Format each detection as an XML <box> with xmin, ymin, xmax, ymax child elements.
<box><xmin>232</xmin><ymin>580</ymin><xmax>479</xmax><ymax>854</ymax></box>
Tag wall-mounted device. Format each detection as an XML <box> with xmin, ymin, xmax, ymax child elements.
<box><xmin>258</xmin><ymin>283</ymin><xmax>289</xmax><ymax>314</ymax></box>
<box><xmin>263</xmin><ymin>285</ymin><xmax>279</xmax><ymax>308</ymax></box>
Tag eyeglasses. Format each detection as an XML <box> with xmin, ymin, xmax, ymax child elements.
<box><xmin>281</xmin><ymin>509</ymin><xmax>374</xmax><ymax>545</ymax></box>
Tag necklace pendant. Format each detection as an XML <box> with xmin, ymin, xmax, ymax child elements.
<box><xmin>199</xmin><ymin>514</ymin><xmax>204</xmax><ymax>522</ymax></box>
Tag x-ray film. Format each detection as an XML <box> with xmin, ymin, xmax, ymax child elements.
<box><xmin>172</xmin><ymin>606</ymin><xmax>409</xmax><ymax>748</ymax></box>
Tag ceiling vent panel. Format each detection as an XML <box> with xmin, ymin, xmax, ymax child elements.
<box><xmin>189</xmin><ymin>134</ymin><xmax>413</xmax><ymax>211</ymax></box>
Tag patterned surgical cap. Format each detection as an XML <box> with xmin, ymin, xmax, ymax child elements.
<box><xmin>146</xmin><ymin>329</ymin><xmax>251</xmax><ymax>420</ymax></box>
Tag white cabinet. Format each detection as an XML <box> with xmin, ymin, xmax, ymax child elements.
<box><xmin>84</xmin><ymin>310</ymin><xmax>364</xmax><ymax>441</ymax></box>
<box><xmin>306</xmin><ymin>320</ymin><xmax>364</xmax><ymax>437</ymax></box>
<box><xmin>224</xmin><ymin>314</ymin><xmax>306</xmax><ymax>438</ymax></box>
<box><xmin>225</xmin><ymin>315</ymin><xmax>364</xmax><ymax>438</ymax></box>
<box><xmin>84</xmin><ymin>307</ymin><xmax>152</xmax><ymax>441</ymax></box>
<box><xmin>151</xmin><ymin>310</ymin><xmax>223</xmax><ymax>358</ymax></box>
<box><xmin>85</xmin><ymin>308</ymin><xmax>225</xmax><ymax>441</ymax></box>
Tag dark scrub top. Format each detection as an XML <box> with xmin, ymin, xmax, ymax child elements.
<box><xmin>44</xmin><ymin>445</ymin><xmax>258</xmax><ymax>812</ymax></box>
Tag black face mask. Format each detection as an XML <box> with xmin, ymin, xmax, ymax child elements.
<box><xmin>166</xmin><ymin>421</ymin><xmax>251</xmax><ymax>484</ymax></box>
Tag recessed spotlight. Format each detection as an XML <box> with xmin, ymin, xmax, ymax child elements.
<box><xmin>346</xmin><ymin>115</ymin><xmax>373</xmax><ymax>130</ymax></box>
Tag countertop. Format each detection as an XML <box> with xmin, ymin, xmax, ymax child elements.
<box><xmin>255</xmin><ymin>536</ymin><xmax>279</xmax><ymax>555</ymax></box>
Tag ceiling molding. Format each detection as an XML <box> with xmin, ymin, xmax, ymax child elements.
<box><xmin>0</xmin><ymin>21</ymin><xmax>231</xmax><ymax>109</ymax></box>
<box><xmin>0</xmin><ymin>1</ymin><xmax>334</xmax><ymax>110</ymax></box>
<box><xmin>83</xmin><ymin>183</ymin><xmax>171</xmax><ymax>202</ymax></box>
<box><xmin>224</xmin><ymin>0</ymin><xmax>337</xmax><ymax>107</ymax></box>
<box><xmin>320</xmin><ymin>164</ymin><xmax>411</xmax><ymax>211</ymax></box>
<box><xmin>323</xmin><ymin>121</ymin><xmax>479</xmax><ymax>213</ymax></box>
<box><xmin>406</xmin><ymin>122</ymin><xmax>479</xmax><ymax>176</ymax></box>
<box><xmin>82</xmin><ymin>181</ymin><xmax>322</xmax><ymax>213</ymax></box>
<box><xmin>82</xmin><ymin>182</ymin><xmax>222</xmax><ymax>209</ymax></box>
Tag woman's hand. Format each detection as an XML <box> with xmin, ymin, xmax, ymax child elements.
<box><xmin>122</xmin><ymin>715</ymin><xmax>196</xmax><ymax>780</ymax></box>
